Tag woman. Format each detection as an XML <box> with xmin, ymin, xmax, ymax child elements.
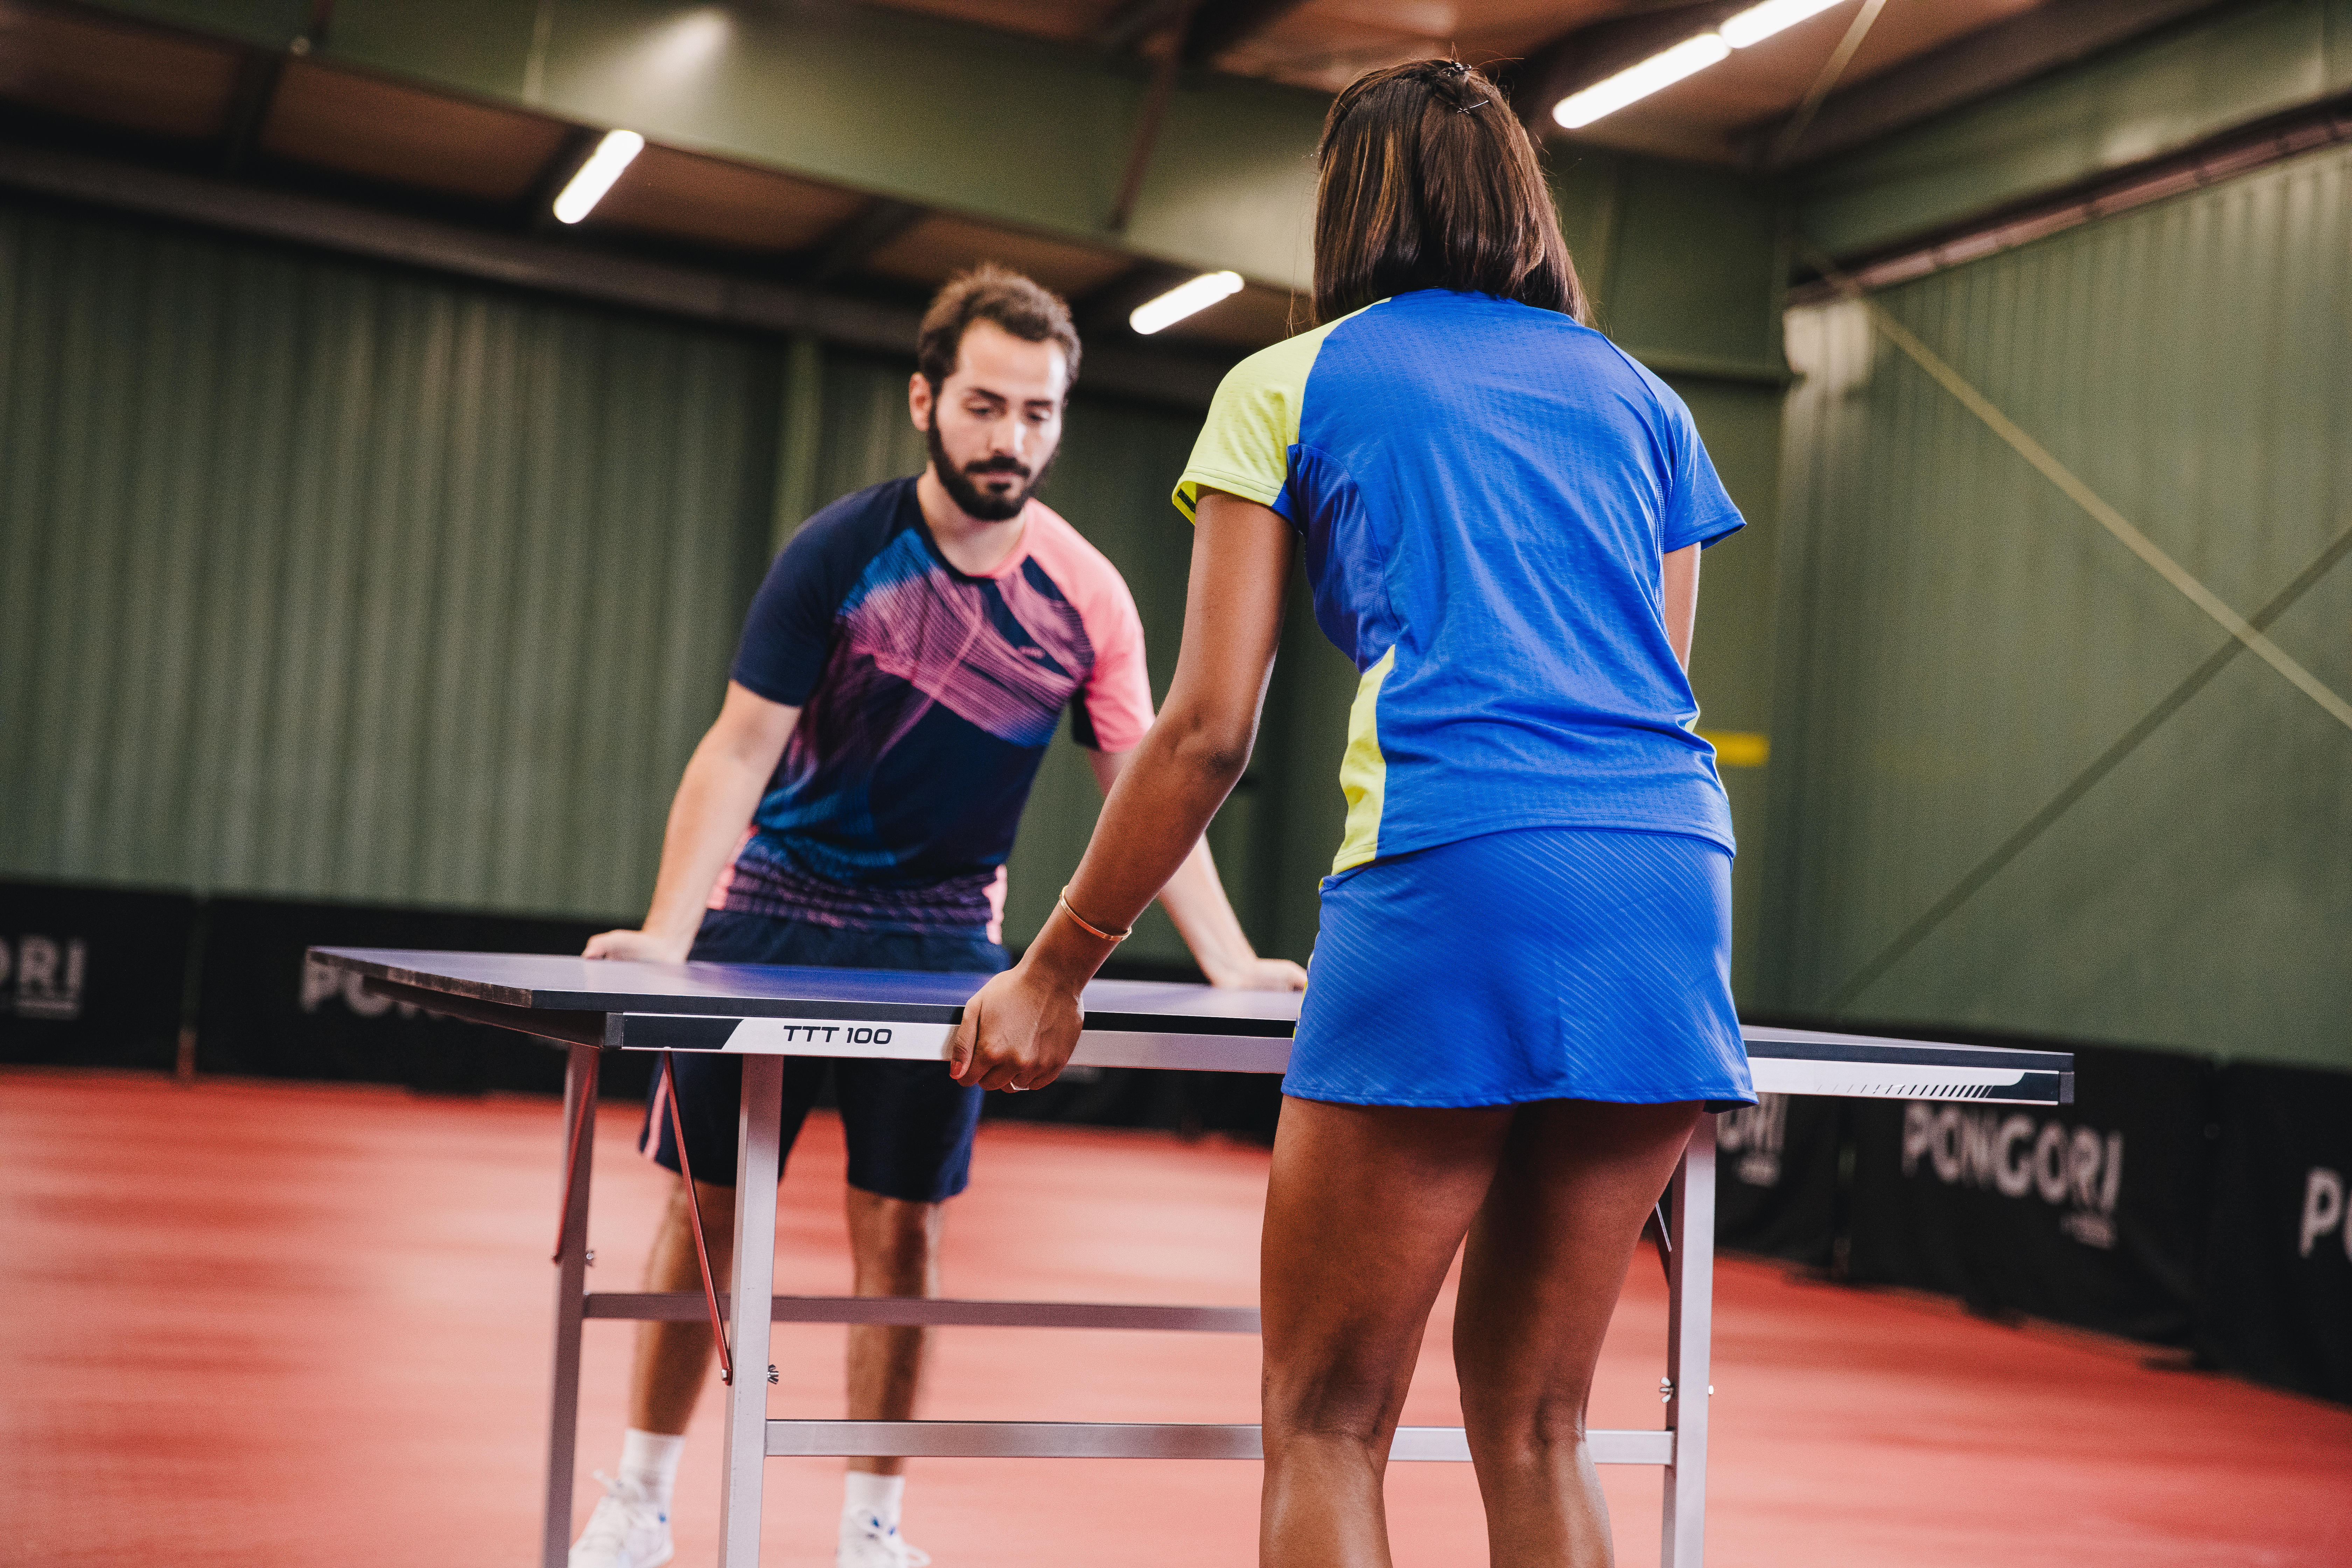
<box><xmin>950</xmin><ymin>59</ymin><xmax>1755</xmax><ymax>1567</ymax></box>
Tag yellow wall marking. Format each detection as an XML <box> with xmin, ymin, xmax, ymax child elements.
<box><xmin>1700</xmin><ymin>730</ymin><xmax>1771</xmax><ymax>768</ymax></box>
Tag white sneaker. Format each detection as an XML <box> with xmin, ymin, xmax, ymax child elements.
<box><xmin>572</xmin><ymin>1471</ymin><xmax>674</xmax><ymax>1568</ymax></box>
<box><xmin>839</xmin><ymin>1510</ymin><xmax>931</xmax><ymax>1567</ymax></box>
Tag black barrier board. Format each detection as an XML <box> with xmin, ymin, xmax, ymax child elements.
<box><xmin>1714</xmin><ymin>1093</ymin><xmax>1842</xmax><ymax>1268</ymax></box>
<box><xmin>982</xmin><ymin>1065</ymin><xmax>1283</xmax><ymax>1143</ymax></box>
<box><xmin>196</xmin><ymin>897</ymin><xmax>653</xmax><ymax>1099</ymax></box>
<box><xmin>1845</xmin><ymin>1044</ymin><xmax>2213</xmax><ymax>1343</ymax></box>
<box><xmin>980</xmin><ymin>953</ymin><xmax>1283</xmax><ymax>1143</ymax></box>
<box><xmin>2196</xmin><ymin>1063</ymin><xmax>2352</xmax><ymax>1404</ymax></box>
<box><xmin>0</xmin><ymin>880</ymin><xmax>199</xmax><ymax>1071</ymax></box>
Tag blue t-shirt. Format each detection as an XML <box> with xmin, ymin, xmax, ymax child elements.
<box><xmin>715</xmin><ymin>477</ymin><xmax>1155</xmax><ymax>937</ymax></box>
<box><xmin>1175</xmin><ymin>289</ymin><xmax>1742</xmax><ymax>872</ymax></box>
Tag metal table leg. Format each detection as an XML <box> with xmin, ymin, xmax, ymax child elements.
<box><xmin>543</xmin><ymin>1043</ymin><xmax>599</xmax><ymax>1568</ymax></box>
<box><xmin>719</xmin><ymin>1055</ymin><xmax>785</xmax><ymax>1568</ymax></box>
<box><xmin>1660</xmin><ymin>1115</ymin><xmax>1717</xmax><ymax>1568</ymax></box>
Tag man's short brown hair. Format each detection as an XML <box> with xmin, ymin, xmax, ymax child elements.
<box><xmin>916</xmin><ymin>265</ymin><xmax>1082</xmax><ymax>394</ymax></box>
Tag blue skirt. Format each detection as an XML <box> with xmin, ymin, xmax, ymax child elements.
<box><xmin>1286</xmin><ymin>827</ymin><xmax>1754</xmax><ymax>1109</ymax></box>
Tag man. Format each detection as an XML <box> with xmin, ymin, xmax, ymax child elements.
<box><xmin>570</xmin><ymin>266</ymin><xmax>1305</xmax><ymax>1568</ymax></box>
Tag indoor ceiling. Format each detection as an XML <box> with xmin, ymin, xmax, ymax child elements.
<box><xmin>866</xmin><ymin>0</ymin><xmax>2077</xmax><ymax>163</ymax></box>
<box><xmin>0</xmin><ymin>0</ymin><xmax>1298</xmax><ymax>355</ymax></box>
<box><xmin>0</xmin><ymin>0</ymin><xmax>2234</xmax><ymax>356</ymax></box>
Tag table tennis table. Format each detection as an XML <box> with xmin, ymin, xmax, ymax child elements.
<box><xmin>309</xmin><ymin>947</ymin><xmax>2074</xmax><ymax>1568</ymax></box>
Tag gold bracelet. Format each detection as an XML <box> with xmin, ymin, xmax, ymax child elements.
<box><xmin>1057</xmin><ymin>887</ymin><xmax>1132</xmax><ymax>944</ymax></box>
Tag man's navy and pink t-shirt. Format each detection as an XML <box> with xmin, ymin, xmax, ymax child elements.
<box><xmin>709</xmin><ymin>476</ymin><xmax>1153</xmax><ymax>941</ymax></box>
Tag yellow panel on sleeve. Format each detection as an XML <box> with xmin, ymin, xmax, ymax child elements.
<box><xmin>1171</xmin><ymin>315</ymin><xmax>1343</xmax><ymax>523</ymax></box>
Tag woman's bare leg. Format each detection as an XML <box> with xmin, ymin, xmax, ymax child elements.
<box><xmin>1454</xmin><ymin>1099</ymin><xmax>1702</xmax><ymax>1568</ymax></box>
<box><xmin>1258</xmin><ymin>1097</ymin><xmax>1514</xmax><ymax>1568</ymax></box>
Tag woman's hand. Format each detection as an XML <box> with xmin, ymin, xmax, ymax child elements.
<box><xmin>947</xmin><ymin>490</ymin><xmax>1297</xmax><ymax>1090</ymax></box>
<box><xmin>947</xmin><ymin>958</ymin><xmax>1086</xmax><ymax>1091</ymax></box>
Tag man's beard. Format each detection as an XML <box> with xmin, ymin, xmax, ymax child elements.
<box><xmin>926</xmin><ymin>417</ymin><xmax>1055</xmax><ymax>523</ymax></box>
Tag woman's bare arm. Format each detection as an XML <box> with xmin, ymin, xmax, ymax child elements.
<box><xmin>948</xmin><ymin>491</ymin><xmax>1295</xmax><ymax>1089</ymax></box>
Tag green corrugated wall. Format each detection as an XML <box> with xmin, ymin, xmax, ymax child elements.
<box><xmin>1</xmin><ymin>175</ymin><xmax>1788</xmax><ymax>987</ymax></box>
<box><xmin>1551</xmin><ymin>146</ymin><xmax>1792</xmax><ymax>999</ymax></box>
<box><xmin>1768</xmin><ymin>141</ymin><xmax>2352</xmax><ymax>1069</ymax></box>
<box><xmin>0</xmin><ymin>197</ymin><xmax>776</xmax><ymax>920</ymax></box>
<box><xmin>0</xmin><ymin>200</ymin><xmax>1312</xmax><ymax>964</ymax></box>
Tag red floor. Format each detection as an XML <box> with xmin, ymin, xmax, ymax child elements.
<box><xmin>4</xmin><ymin>1069</ymin><xmax>2347</xmax><ymax>1567</ymax></box>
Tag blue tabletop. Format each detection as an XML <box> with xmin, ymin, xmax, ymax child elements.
<box><xmin>309</xmin><ymin>947</ymin><xmax>1305</xmax><ymax>1030</ymax></box>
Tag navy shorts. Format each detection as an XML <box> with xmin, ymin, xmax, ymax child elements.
<box><xmin>637</xmin><ymin>910</ymin><xmax>1006</xmax><ymax>1203</ymax></box>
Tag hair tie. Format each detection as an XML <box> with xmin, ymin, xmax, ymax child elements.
<box><xmin>1416</xmin><ymin>58</ymin><xmax>1484</xmax><ymax>110</ymax></box>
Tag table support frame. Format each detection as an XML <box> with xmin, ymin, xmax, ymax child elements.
<box><xmin>301</xmin><ymin>949</ymin><xmax>2059</xmax><ymax>1568</ymax></box>
<box><xmin>537</xmin><ymin>1046</ymin><xmax>1709</xmax><ymax>1568</ymax></box>
<box><xmin>719</xmin><ymin>1055</ymin><xmax>785</xmax><ymax>1568</ymax></box>
<box><xmin>1662</xmin><ymin>1116</ymin><xmax>1716</xmax><ymax>1568</ymax></box>
<box><xmin>541</xmin><ymin>1042</ymin><xmax>597</xmax><ymax>1568</ymax></box>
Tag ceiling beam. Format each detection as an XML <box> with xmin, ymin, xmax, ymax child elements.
<box><xmin>380</xmin><ymin>0</ymin><xmax>1324</xmax><ymax>289</ymax></box>
<box><xmin>82</xmin><ymin>0</ymin><xmax>315</xmax><ymax>50</ymax></box>
<box><xmin>1107</xmin><ymin>0</ymin><xmax>1198</xmax><ymax>232</ymax></box>
<box><xmin>1093</xmin><ymin>0</ymin><xmax>1309</xmax><ymax>67</ymax></box>
<box><xmin>1092</xmin><ymin>0</ymin><xmax>1192</xmax><ymax>53</ymax></box>
<box><xmin>1749</xmin><ymin>0</ymin><xmax>2242</xmax><ymax>169</ymax></box>
<box><xmin>800</xmin><ymin>196</ymin><xmax>928</xmax><ymax>285</ymax></box>
<box><xmin>1178</xmin><ymin>0</ymin><xmax>1314</xmax><ymax>67</ymax></box>
<box><xmin>1788</xmin><ymin>87</ymin><xmax>2352</xmax><ymax>300</ymax></box>
<box><xmin>1098</xmin><ymin>0</ymin><xmax>1312</xmax><ymax>235</ymax></box>
<box><xmin>216</xmin><ymin>45</ymin><xmax>288</xmax><ymax>175</ymax></box>
<box><xmin>66</xmin><ymin>0</ymin><xmax>1336</xmax><ymax>289</ymax></box>
<box><xmin>0</xmin><ymin>135</ymin><xmax>1239</xmax><ymax>406</ymax></box>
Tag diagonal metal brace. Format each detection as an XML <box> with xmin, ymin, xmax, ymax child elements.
<box><xmin>662</xmin><ymin>1050</ymin><xmax>736</xmax><ymax>1386</ymax></box>
<box><xmin>551</xmin><ymin>1048</ymin><xmax>602</xmax><ymax>1263</ymax></box>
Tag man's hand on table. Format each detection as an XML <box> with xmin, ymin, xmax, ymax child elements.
<box><xmin>582</xmin><ymin>927</ymin><xmax>695</xmax><ymax>963</ymax></box>
<box><xmin>1203</xmin><ymin>956</ymin><xmax>1308</xmax><ymax>991</ymax></box>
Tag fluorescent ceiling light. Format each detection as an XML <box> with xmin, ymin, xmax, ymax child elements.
<box><xmin>1130</xmin><ymin>271</ymin><xmax>1244</xmax><ymax>336</ymax></box>
<box><xmin>553</xmin><ymin>130</ymin><xmax>645</xmax><ymax>225</ymax></box>
<box><xmin>1720</xmin><ymin>0</ymin><xmax>1846</xmax><ymax>48</ymax></box>
<box><xmin>1553</xmin><ymin>33</ymin><xmax>1730</xmax><ymax>130</ymax></box>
